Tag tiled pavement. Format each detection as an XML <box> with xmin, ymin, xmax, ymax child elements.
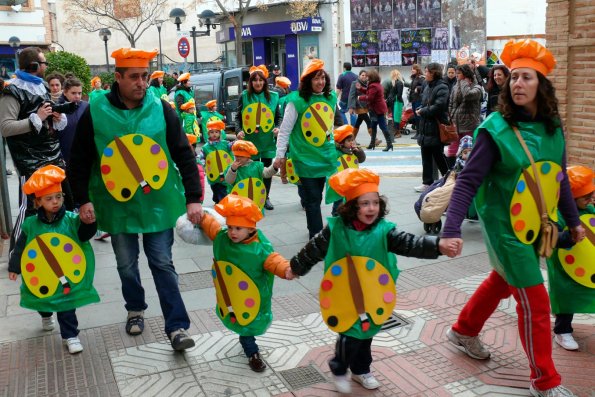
<box><xmin>0</xmin><ymin>143</ymin><xmax>593</xmax><ymax>396</ymax></box>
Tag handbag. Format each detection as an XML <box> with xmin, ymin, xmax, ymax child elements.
<box><xmin>437</xmin><ymin>118</ymin><xmax>458</xmax><ymax>144</ymax></box>
<box><xmin>512</xmin><ymin>126</ymin><xmax>558</xmax><ymax>257</ymax></box>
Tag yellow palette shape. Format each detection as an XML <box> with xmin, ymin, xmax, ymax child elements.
<box><xmin>100</xmin><ymin>134</ymin><xmax>169</xmax><ymax>202</ymax></box>
<box><xmin>230</xmin><ymin>177</ymin><xmax>267</xmax><ymax>210</ymax></box>
<box><xmin>557</xmin><ymin>213</ymin><xmax>595</xmax><ymax>289</ymax></box>
<box><xmin>206</xmin><ymin>150</ymin><xmax>233</xmax><ymax>183</ymax></box>
<box><xmin>336</xmin><ymin>154</ymin><xmax>359</xmax><ymax>173</ymax></box>
<box><xmin>509</xmin><ymin>161</ymin><xmax>561</xmax><ymax>244</ymax></box>
<box><xmin>242</xmin><ymin>102</ymin><xmax>274</xmax><ymax>134</ymax></box>
<box><xmin>300</xmin><ymin>102</ymin><xmax>334</xmax><ymax>147</ymax></box>
<box><xmin>21</xmin><ymin>233</ymin><xmax>86</xmax><ymax>299</ymax></box>
<box><xmin>212</xmin><ymin>260</ymin><xmax>260</xmax><ymax>325</ymax></box>
<box><xmin>319</xmin><ymin>256</ymin><xmax>396</xmax><ymax>333</ymax></box>
<box><xmin>285</xmin><ymin>158</ymin><xmax>300</xmax><ymax>185</ymax></box>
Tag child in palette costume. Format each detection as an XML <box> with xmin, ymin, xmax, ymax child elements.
<box><xmin>8</xmin><ymin>165</ymin><xmax>98</xmax><ymax>354</ymax></box>
<box><xmin>546</xmin><ymin>165</ymin><xmax>595</xmax><ymax>351</ymax></box>
<box><xmin>199</xmin><ymin>195</ymin><xmax>295</xmax><ymax>372</ymax></box>
<box><xmin>290</xmin><ymin>168</ymin><xmax>453</xmax><ymax>393</ymax></box>
<box><xmin>180</xmin><ymin>99</ymin><xmax>201</xmax><ymax>141</ymax></box>
<box><xmin>200</xmin><ymin>100</ymin><xmax>226</xmax><ymax>142</ymax></box>
<box><xmin>200</xmin><ymin>120</ymin><xmax>233</xmax><ymax>204</ymax></box>
<box><xmin>225</xmin><ymin>140</ymin><xmax>278</xmax><ymax>211</ymax></box>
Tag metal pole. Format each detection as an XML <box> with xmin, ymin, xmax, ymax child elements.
<box><xmin>104</xmin><ymin>39</ymin><xmax>109</xmax><ymax>72</ymax></box>
<box><xmin>191</xmin><ymin>26</ymin><xmax>198</xmax><ymax>71</ymax></box>
<box><xmin>14</xmin><ymin>50</ymin><xmax>18</xmax><ymax>71</ymax></box>
<box><xmin>157</xmin><ymin>26</ymin><xmax>163</xmax><ymax>70</ymax></box>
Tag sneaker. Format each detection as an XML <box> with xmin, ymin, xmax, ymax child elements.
<box><xmin>264</xmin><ymin>198</ymin><xmax>274</xmax><ymax>210</ymax></box>
<box><xmin>94</xmin><ymin>230</ymin><xmax>110</xmax><ymax>240</ymax></box>
<box><xmin>529</xmin><ymin>384</ymin><xmax>577</xmax><ymax>397</ymax></box>
<box><xmin>169</xmin><ymin>329</ymin><xmax>195</xmax><ymax>351</ymax></box>
<box><xmin>248</xmin><ymin>352</ymin><xmax>267</xmax><ymax>372</ymax></box>
<box><xmin>333</xmin><ymin>374</ymin><xmax>352</xmax><ymax>394</ymax></box>
<box><xmin>414</xmin><ymin>184</ymin><xmax>430</xmax><ymax>193</ymax></box>
<box><xmin>352</xmin><ymin>373</ymin><xmax>381</xmax><ymax>390</ymax></box>
<box><xmin>125</xmin><ymin>311</ymin><xmax>144</xmax><ymax>336</ymax></box>
<box><xmin>41</xmin><ymin>316</ymin><xmax>55</xmax><ymax>331</ymax></box>
<box><xmin>446</xmin><ymin>327</ymin><xmax>491</xmax><ymax>360</ymax></box>
<box><xmin>554</xmin><ymin>333</ymin><xmax>579</xmax><ymax>351</ymax></box>
<box><xmin>63</xmin><ymin>337</ymin><xmax>83</xmax><ymax>354</ymax></box>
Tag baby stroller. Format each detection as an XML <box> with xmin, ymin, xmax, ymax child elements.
<box><xmin>399</xmin><ymin>105</ymin><xmax>415</xmax><ymax>135</ymax></box>
<box><xmin>414</xmin><ymin>170</ymin><xmax>457</xmax><ymax>234</ymax></box>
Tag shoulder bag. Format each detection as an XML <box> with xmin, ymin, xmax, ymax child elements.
<box><xmin>437</xmin><ymin>118</ymin><xmax>458</xmax><ymax>144</ymax></box>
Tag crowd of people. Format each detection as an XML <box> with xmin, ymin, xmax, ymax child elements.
<box><xmin>0</xmin><ymin>39</ymin><xmax>592</xmax><ymax>397</ymax></box>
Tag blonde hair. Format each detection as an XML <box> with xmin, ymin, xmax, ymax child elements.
<box><xmin>391</xmin><ymin>69</ymin><xmax>404</xmax><ymax>82</ymax></box>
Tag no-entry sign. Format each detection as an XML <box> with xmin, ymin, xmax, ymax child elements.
<box><xmin>178</xmin><ymin>37</ymin><xmax>190</xmax><ymax>58</ymax></box>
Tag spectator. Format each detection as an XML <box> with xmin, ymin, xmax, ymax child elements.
<box><xmin>46</xmin><ymin>72</ymin><xmax>64</xmax><ymax>103</ymax></box>
<box><xmin>348</xmin><ymin>70</ymin><xmax>377</xmax><ymax>145</ymax></box>
<box><xmin>335</xmin><ymin>62</ymin><xmax>357</xmax><ymax>126</ymax></box>
<box><xmin>486</xmin><ymin>65</ymin><xmax>510</xmax><ymax>116</ymax></box>
<box><xmin>58</xmin><ymin>77</ymin><xmax>88</xmax><ymax>166</ymax></box>
<box><xmin>385</xmin><ymin>69</ymin><xmax>405</xmax><ymax>139</ymax></box>
<box><xmin>359</xmin><ymin>69</ymin><xmax>392</xmax><ymax>150</ymax></box>
<box><xmin>267</xmin><ymin>64</ymin><xmax>282</xmax><ymax>86</ymax></box>
<box><xmin>408</xmin><ymin>63</ymin><xmax>425</xmax><ymax>139</ymax></box>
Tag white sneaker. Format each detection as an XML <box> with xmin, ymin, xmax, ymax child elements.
<box><xmin>41</xmin><ymin>316</ymin><xmax>55</xmax><ymax>331</ymax></box>
<box><xmin>352</xmin><ymin>373</ymin><xmax>381</xmax><ymax>390</ymax></box>
<box><xmin>63</xmin><ymin>337</ymin><xmax>83</xmax><ymax>354</ymax></box>
<box><xmin>333</xmin><ymin>374</ymin><xmax>352</xmax><ymax>394</ymax></box>
<box><xmin>414</xmin><ymin>184</ymin><xmax>429</xmax><ymax>193</ymax></box>
<box><xmin>94</xmin><ymin>230</ymin><xmax>110</xmax><ymax>240</ymax></box>
<box><xmin>530</xmin><ymin>384</ymin><xmax>577</xmax><ymax>397</ymax></box>
<box><xmin>554</xmin><ymin>333</ymin><xmax>579</xmax><ymax>351</ymax></box>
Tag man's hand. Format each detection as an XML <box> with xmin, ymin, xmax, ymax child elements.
<box><xmin>37</xmin><ymin>102</ymin><xmax>53</xmax><ymax>122</ymax></box>
<box><xmin>51</xmin><ymin>112</ymin><xmax>62</xmax><ymax>123</ymax></box>
<box><xmin>79</xmin><ymin>202</ymin><xmax>96</xmax><ymax>224</ymax></box>
<box><xmin>186</xmin><ymin>203</ymin><xmax>203</xmax><ymax>225</ymax></box>
<box><xmin>439</xmin><ymin>237</ymin><xmax>463</xmax><ymax>258</ymax></box>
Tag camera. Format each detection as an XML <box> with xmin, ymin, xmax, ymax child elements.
<box><xmin>44</xmin><ymin>101</ymin><xmax>79</xmax><ymax>114</ymax></box>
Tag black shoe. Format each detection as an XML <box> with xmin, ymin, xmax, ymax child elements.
<box><xmin>170</xmin><ymin>329</ymin><xmax>195</xmax><ymax>351</ymax></box>
<box><xmin>366</xmin><ymin>144</ymin><xmax>375</xmax><ymax>150</ymax></box>
<box><xmin>248</xmin><ymin>352</ymin><xmax>267</xmax><ymax>372</ymax></box>
<box><xmin>410</xmin><ymin>133</ymin><xmax>418</xmax><ymax>139</ymax></box>
<box><xmin>264</xmin><ymin>198</ymin><xmax>274</xmax><ymax>210</ymax></box>
<box><xmin>382</xmin><ymin>146</ymin><xmax>393</xmax><ymax>152</ymax></box>
<box><xmin>125</xmin><ymin>312</ymin><xmax>144</xmax><ymax>336</ymax></box>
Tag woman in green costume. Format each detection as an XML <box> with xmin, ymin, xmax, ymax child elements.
<box><xmin>147</xmin><ymin>70</ymin><xmax>167</xmax><ymax>98</ymax></box>
<box><xmin>440</xmin><ymin>39</ymin><xmax>585</xmax><ymax>397</ymax></box>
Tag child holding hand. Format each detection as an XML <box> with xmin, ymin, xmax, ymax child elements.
<box><xmin>290</xmin><ymin>168</ymin><xmax>458</xmax><ymax>393</ymax></box>
<box><xmin>199</xmin><ymin>195</ymin><xmax>295</xmax><ymax>372</ymax></box>
<box><xmin>200</xmin><ymin>120</ymin><xmax>233</xmax><ymax>203</ymax></box>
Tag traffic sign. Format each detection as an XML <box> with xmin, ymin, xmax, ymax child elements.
<box><xmin>178</xmin><ymin>37</ymin><xmax>190</xmax><ymax>58</ymax></box>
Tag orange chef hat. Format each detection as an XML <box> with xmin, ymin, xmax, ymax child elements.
<box><xmin>301</xmin><ymin>59</ymin><xmax>325</xmax><ymax>81</ymax></box>
<box><xmin>180</xmin><ymin>99</ymin><xmax>196</xmax><ymax>111</ymax></box>
<box><xmin>275</xmin><ymin>76</ymin><xmax>291</xmax><ymax>88</ymax></box>
<box><xmin>500</xmin><ymin>39</ymin><xmax>556</xmax><ymax>76</ymax></box>
<box><xmin>249</xmin><ymin>65</ymin><xmax>269</xmax><ymax>79</ymax></box>
<box><xmin>215</xmin><ymin>195</ymin><xmax>263</xmax><ymax>228</ymax></box>
<box><xmin>111</xmin><ymin>48</ymin><xmax>158</xmax><ymax>68</ymax></box>
<box><xmin>150</xmin><ymin>70</ymin><xmax>164</xmax><ymax>80</ymax></box>
<box><xmin>232</xmin><ymin>140</ymin><xmax>258</xmax><ymax>158</ymax></box>
<box><xmin>23</xmin><ymin>165</ymin><xmax>65</xmax><ymax>198</ymax></box>
<box><xmin>205</xmin><ymin>99</ymin><xmax>217</xmax><ymax>109</ymax></box>
<box><xmin>567</xmin><ymin>166</ymin><xmax>595</xmax><ymax>198</ymax></box>
<box><xmin>91</xmin><ymin>76</ymin><xmax>101</xmax><ymax>87</ymax></box>
<box><xmin>329</xmin><ymin>168</ymin><xmax>380</xmax><ymax>202</ymax></box>
<box><xmin>333</xmin><ymin>125</ymin><xmax>355</xmax><ymax>143</ymax></box>
<box><xmin>207</xmin><ymin>119</ymin><xmax>225</xmax><ymax>131</ymax></box>
<box><xmin>178</xmin><ymin>72</ymin><xmax>191</xmax><ymax>82</ymax></box>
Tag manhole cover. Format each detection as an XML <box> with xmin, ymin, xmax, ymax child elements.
<box><xmin>278</xmin><ymin>365</ymin><xmax>327</xmax><ymax>390</ymax></box>
<box><xmin>178</xmin><ymin>271</ymin><xmax>213</xmax><ymax>291</ymax></box>
<box><xmin>380</xmin><ymin>312</ymin><xmax>410</xmax><ymax>331</ymax></box>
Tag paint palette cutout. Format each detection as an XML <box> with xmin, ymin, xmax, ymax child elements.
<box><xmin>509</xmin><ymin>161</ymin><xmax>561</xmax><ymax>244</ymax></box>
<box><xmin>242</xmin><ymin>102</ymin><xmax>274</xmax><ymax>134</ymax></box>
<box><xmin>206</xmin><ymin>150</ymin><xmax>232</xmax><ymax>183</ymax></box>
<box><xmin>21</xmin><ymin>233</ymin><xmax>86</xmax><ymax>299</ymax></box>
<box><xmin>335</xmin><ymin>154</ymin><xmax>359</xmax><ymax>173</ymax></box>
<box><xmin>212</xmin><ymin>260</ymin><xmax>260</xmax><ymax>325</ymax></box>
<box><xmin>100</xmin><ymin>134</ymin><xmax>169</xmax><ymax>202</ymax></box>
<box><xmin>285</xmin><ymin>158</ymin><xmax>300</xmax><ymax>185</ymax></box>
<box><xmin>230</xmin><ymin>177</ymin><xmax>266</xmax><ymax>210</ymax></box>
<box><xmin>300</xmin><ymin>102</ymin><xmax>334</xmax><ymax>147</ymax></box>
<box><xmin>557</xmin><ymin>213</ymin><xmax>595</xmax><ymax>289</ymax></box>
<box><xmin>319</xmin><ymin>255</ymin><xmax>396</xmax><ymax>333</ymax></box>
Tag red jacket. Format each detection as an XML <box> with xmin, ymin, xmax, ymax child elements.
<box><xmin>359</xmin><ymin>82</ymin><xmax>387</xmax><ymax>114</ymax></box>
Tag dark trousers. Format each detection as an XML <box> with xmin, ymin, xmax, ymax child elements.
<box><xmin>421</xmin><ymin>145</ymin><xmax>448</xmax><ymax>185</ymax></box>
<box><xmin>300</xmin><ymin>177</ymin><xmax>326</xmax><ymax>238</ymax></box>
<box><xmin>239</xmin><ymin>335</ymin><xmax>259</xmax><ymax>357</ymax></box>
<box><xmin>210</xmin><ymin>183</ymin><xmax>227</xmax><ymax>204</ymax></box>
<box><xmin>554</xmin><ymin>313</ymin><xmax>574</xmax><ymax>335</ymax></box>
<box><xmin>329</xmin><ymin>334</ymin><xmax>373</xmax><ymax>376</ymax></box>
<box><xmin>411</xmin><ymin>101</ymin><xmax>421</xmax><ymax>129</ymax></box>
<box><xmin>39</xmin><ymin>310</ymin><xmax>79</xmax><ymax>339</ymax></box>
<box><xmin>354</xmin><ymin>113</ymin><xmax>371</xmax><ymax>131</ymax></box>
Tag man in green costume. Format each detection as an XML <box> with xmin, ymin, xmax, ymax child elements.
<box><xmin>68</xmin><ymin>47</ymin><xmax>203</xmax><ymax>352</ymax></box>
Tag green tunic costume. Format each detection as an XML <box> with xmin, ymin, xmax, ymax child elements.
<box><xmin>228</xmin><ymin>161</ymin><xmax>266</xmax><ymax>210</ymax></box>
<box><xmin>174</xmin><ymin>88</ymin><xmax>193</xmax><ymax>118</ymax></box>
<box><xmin>148</xmin><ymin>85</ymin><xmax>167</xmax><ymax>99</ymax></box>
<box><xmin>202</xmin><ymin>140</ymin><xmax>233</xmax><ymax>185</ymax></box>
<box><xmin>324</xmin><ymin>147</ymin><xmax>360</xmax><ymax>204</ymax></box>
<box><xmin>547</xmin><ymin>205</ymin><xmax>595</xmax><ymax>314</ymax></box>
<box><xmin>200</xmin><ymin>110</ymin><xmax>226</xmax><ymax>140</ymax></box>
<box><xmin>240</xmin><ymin>90</ymin><xmax>279</xmax><ymax>158</ymax></box>
<box><xmin>19</xmin><ymin>212</ymin><xmax>99</xmax><ymax>312</ymax></box>
<box><xmin>88</xmin><ymin>89</ymin><xmax>109</xmax><ymax>103</ymax></box>
<box><xmin>287</xmin><ymin>91</ymin><xmax>337</xmax><ymax>178</ymax></box>
<box><xmin>475</xmin><ymin>112</ymin><xmax>565</xmax><ymax>288</ymax></box>
<box><xmin>322</xmin><ymin>217</ymin><xmax>399</xmax><ymax>339</ymax></box>
<box><xmin>89</xmin><ymin>91</ymin><xmax>186</xmax><ymax>234</ymax></box>
<box><xmin>212</xmin><ymin>229</ymin><xmax>275</xmax><ymax>336</ymax></box>
<box><xmin>181</xmin><ymin>111</ymin><xmax>201</xmax><ymax>138</ymax></box>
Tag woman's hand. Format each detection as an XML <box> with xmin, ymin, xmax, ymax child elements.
<box><xmin>8</xmin><ymin>272</ymin><xmax>17</xmax><ymax>281</ymax></box>
<box><xmin>236</xmin><ymin>131</ymin><xmax>245</xmax><ymax>139</ymax></box>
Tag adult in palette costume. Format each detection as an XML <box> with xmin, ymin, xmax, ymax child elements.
<box><xmin>440</xmin><ymin>39</ymin><xmax>585</xmax><ymax>397</ymax></box>
<box><xmin>147</xmin><ymin>70</ymin><xmax>167</xmax><ymax>99</ymax></box>
<box><xmin>68</xmin><ymin>47</ymin><xmax>203</xmax><ymax>352</ymax></box>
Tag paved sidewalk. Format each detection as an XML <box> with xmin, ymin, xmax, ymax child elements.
<box><xmin>0</xmin><ymin>157</ymin><xmax>593</xmax><ymax>396</ymax></box>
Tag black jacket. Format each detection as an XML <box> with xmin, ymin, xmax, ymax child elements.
<box><xmin>290</xmin><ymin>221</ymin><xmax>441</xmax><ymax>276</ymax></box>
<box><xmin>408</xmin><ymin>74</ymin><xmax>425</xmax><ymax>103</ymax></box>
<box><xmin>385</xmin><ymin>79</ymin><xmax>404</xmax><ymax>110</ymax></box>
<box><xmin>417</xmin><ymin>79</ymin><xmax>449</xmax><ymax>147</ymax></box>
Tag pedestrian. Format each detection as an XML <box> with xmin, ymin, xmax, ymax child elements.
<box><xmin>358</xmin><ymin>69</ymin><xmax>392</xmax><ymax>150</ymax></box>
<box><xmin>486</xmin><ymin>65</ymin><xmax>510</xmax><ymax>116</ymax></box>
<box><xmin>267</xmin><ymin>64</ymin><xmax>282</xmax><ymax>86</ymax></box>
<box><xmin>440</xmin><ymin>39</ymin><xmax>584</xmax><ymax>397</ymax></box>
<box><xmin>547</xmin><ymin>165</ymin><xmax>594</xmax><ymax>351</ymax></box>
<box><xmin>407</xmin><ymin>63</ymin><xmax>425</xmax><ymax>138</ymax></box>
<box><xmin>348</xmin><ymin>70</ymin><xmax>375</xmax><ymax>145</ymax></box>
<box><xmin>200</xmin><ymin>119</ymin><xmax>233</xmax><ymax>204</ymax></box>
<box><xmin>290</xmin><ymin>168</ymin><xmax>456</xmax><ymax>393</ymax></box>
<box><xmin>7</xmin><ymin>165</ymin><xmax>99</xmax><ymax>354</ymax></box>
<box><xmin>58</xmin><ymin>77</ymin><xmax>88</xmax><ymax>166</ymax></box>
<box><xmin>385</xmin><ymin>69</ymin><xmax>405</xmax><ymax>139</ymax></box>
<box><xmin>335</xmin><ymin>62</ymin><xmax>357</xmax><ymax>126</ymax></box>
<box><xmin>68</xmin><ymin>47</ymin><xmax>203</xmax><ymax>352</ymax></box>
<box><xmin>198</xmin><ymin>194</ymin><xmax>295</xmax><ymax>372</ymax></box>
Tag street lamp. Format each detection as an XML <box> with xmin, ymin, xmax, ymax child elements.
<box><xmin>8</xmin><ymin>36</ymin><xmax>20</xmax><ymax>70</ymax></box>
<box><xmin>154</xmin><ymin>19</ymin><xmax>165</xmax><ymax>70</ymax></box>
<box><xmin>169</xmin><ymin>8</ymin><xmax>186</xmax><ymax>31</ymax></box>
<box><xmin>98</xmin><ymin>28</ymin><xmax>111</xmax><ymax>72</ymax></box>
<box><xmin>188</xmin><ymin>10</ymin><xmax>220</xmax><ymax>69</ymax></box>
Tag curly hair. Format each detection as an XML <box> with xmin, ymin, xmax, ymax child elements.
<box><xmin>298</xmin><ymin>69</ymin><xmax>332</xmax><ymax>102</ymax></box>
<box><xmin>456</xmin><ymin>64</ymin><xmax>475</xmax><ymax>81</ymax></box>
<box><xmin>486</xmin><ymin>65</ymin><xmax>510</xmax><ymax>92</ymax></box>
<box><xmin>247</xmin><ymin>70</ymin><xmax>270</xmax><ymax>102</ymax></box>
<box><xmin>46</xmin><ymin>72</ymin><xmax>64</xmax><ymax>85</ymax></box>
<box><xmin>337</xmin><ymin>194</ymin><xmax>389</xmax><ymax>225</ymax></box>
<box><xmin>499</xmin><ymin>71</ymin><xmax>560</xmax><ymax>135</ymax></box>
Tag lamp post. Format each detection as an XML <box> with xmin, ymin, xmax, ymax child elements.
<box><xmin>154</xmin><ymin>20</ymin><xmax>165</xmax><ymax>70</ymax></box>
<box><xmin>169</xmin><ymin>8</ymin><xmax>186</xmax><ymax>31</ymax></box>
<box><xmin>98</xmin><ymin>28</ymin><xmax>111</xmax><ymax>72</ymax></box>
<box><xmin>8</xmin><ymin>36</ymin><xmax>20</xmax><ymax>70</ymax></box>
<box><xmin>188</xmin><ymin>10</ymin><xmax>219</xmax><ymax>70</ymax></box>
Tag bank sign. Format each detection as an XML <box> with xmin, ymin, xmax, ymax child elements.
<box><xmin>226</xmin><ymin>17</ymin><xmax>323</xmax><ymax>40</ymax></box>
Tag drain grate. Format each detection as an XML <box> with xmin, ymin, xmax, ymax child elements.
<box><xmin>277</xmin><ymin>365</ymin><xmax>327</xmax><ymax>390</ymax></box>
<box><xmin>178</xmin><ymin>271</ymin><xmax>214</xmax><ymax>292</ymax></box>
<box><xmin>380</xmin><ymin>312</ymin><xmax>410</xmax><ymax>331</ymax></box>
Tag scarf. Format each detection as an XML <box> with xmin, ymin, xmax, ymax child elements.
<box><xmin>16</xmin><ymin>70</ymin><xmax>43</xmax><ymax>85</ymax></box>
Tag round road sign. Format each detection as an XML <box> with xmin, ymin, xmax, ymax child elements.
<box><xmin>178</xmin><ymin>37</ymin><xmax>190</xmax><ymax>58</ymax></box>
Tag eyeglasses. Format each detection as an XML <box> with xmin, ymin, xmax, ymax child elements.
<box><xmin>39</xmin><ymin>61</ymin><xmax>49</xmax><ymax>66</ymax></box>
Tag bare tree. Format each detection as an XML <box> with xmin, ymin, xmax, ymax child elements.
<box><xmin>64</xmin><ymin>0</ymin><xmax>169</xmax><ymax>47</ymax></box>
<box><xmin>286</xmin><ymin>0</ymin><xmax>319</xmax><ymax>19</ymax></box>
<box><xmin>212</xmin><ymin>0</ymin><xmax>258</xmax><ymax>66</ymax></box>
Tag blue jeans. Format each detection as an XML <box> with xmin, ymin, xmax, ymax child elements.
<box><xmin>39</xmin><ymin>310</ymin><xmax>78</xmax><ymax>339</ymax></box>
<box><xmin>111</xmin><ymin>229</ymin><xmax>190</xmax><ymax>335</ymax></box>
<box><xmin>239</xmin><ymin>335</ymin><xmax>259</xmax><ymax>357</ymax></box>
<box><xmin>339</xmin><ymin>100</ymin><xmax>356</xmax><ymax>125</ymax></box>
<box><xmin>300</xmin><ymin>177</ymin><xmax>326</xmax><ymax>238</ymax></box>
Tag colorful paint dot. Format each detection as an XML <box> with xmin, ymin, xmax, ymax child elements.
<box><xmin>378</xmin><ymin>273</ymin><xmax>390</xmax><ymax>285</ymax></box>
<box><xmin>106</xmin><ymin>181</ymin><xmax>116</xmax><ymax>190</ymax></box>
<box><xmin>565</xmin><ymin>255</ymin><xmax>575</xmax><ymax>265</ymax></box>
<box><xmin>25</xmin><ymin>263</ymin><xmax>35</xmax><ymax>272</ymax></box>
<box><xmin>238</xmin><ymin>182</ymin><xmax>245</xmax><ymax>189</ymax></box>
<box><xmin>315</xmin><ymin>104</ymin><xmax>321</xmax><ymax>110</ymax></box>
<box><xmin>556</xmin><ymin>171</ymin><xmax>564</xmax><ymax>182</ymax></box>
<box><xmin>50</xmin><ymin>237</ymin><xmax>60</xmax><ymax>247</ymax></box>
<box><xmin>103</xmin><ymin>147</ymin><xmax>114</xmax><ymax>157</ymax></box>
<box><xmin>323</xmin><ymin>106</ymin><xmax>329</xmax><ymax>112</ymax></box>
<box><xmin>73</xmin><ymin>270</ymin><xmax>81</xmax><ymax>277</ymax></box>
<box><xmin>30</xmin><ymin>276</ymin><xmax>39</xmax><ymax>286</ymax></box>
<box><xmin>152</xmin><ymin>175</ymin><xmax>160</xmax><ymax>183</ymax></box>
<box><xmin>305</xmin><ymin>112</ymin><xmax>312</xmax><ymax>119</ymax></box>
<box><xmin>101</xmin><ymin>164</ymin><xmax>111</xmax><ymax>174</ymax></box>
<box><xmin>303</xmin><ymin>122</ymin><xmax>310</xmax><ymax>128</ymax></box>
<box><xmin>575</xmin><ymin>267</ymin><xmax>585</xmax><ymax>277</ymax></box>
<box><xmin>242</xmin><ymin>312</ymin><xmax>250</xmax><ymax>319</ymax></box>
<box><xmin>541</xmin><ymin>162</ymin><xmax>551</xmax><ymax>174</ymax></box>
<box><xmin>158</xmin><ymin>160</ymin><xmax>167</xmax><ymax>170</ymax></box>
<box><xmin>336</xmin><ymin>161</ymin><xmax>341</xmax><ymax>167</ymax></box>
<box><xmin>511</xmin><ymin>203</ymin><xmax>522</xmax><ymax>216</ymax></box>
<box><xmin>526</xmin><ymin>230</ymin><xmax>535</xmax><ymax>241</ymax></box>
<box><xmin>514</xmin><ymin>220</ymin><xmax>526</xmax><ymax>231</ymax></box>
<box><xmin>366</xmin><ymin>260</ymin><xmax>375</xmax><ymax>271</ymax></box>
<box><xmin>211</xmin><ymin>269</ymin><xmax>217</xmax><ymax>279</ymax></box>
<box><xmin>313</xmin><ymin>137</ymin><xmax>319</xmax><ymax>143</ymax></box>
<box><xmin>260</xmin><ymin>189</ymin><xmax>266</xmax><ymax>195</ymax></box>
<box><xmin>327</xmin><ymin>315</ymin><xmax>338</xmax><ymax>327</ymax></box>
<box><xmin>376</xmin><ymin>308</ymin><xmax>384</xmax><ymax>315</ymax></box>
<box><xmin>590</xmin><ymin>218</ymin><xmax>595</xmax><ymax>227</ymax></box>
<box><xmin>27</xmin><ymin>249</ymin><xmax>37</xmax><ymax>259</ymax></box>
<box><xmin>247</xmin><ymin>107</ymin><xmax>253</xmax><ymax>113</ymax></box>
<box><xmin>39</xmin><ymin>285</ymin><xmax>49</xmax><ymax>294</ymax></box>
<box><xmin>320</xmin><ymin>297</ymin><xmax>331</xmax><ymax>309</ymax></box>
<box><xmin>321</xmin><ymin>279</ymin><xmax>333</xmax><ymax>291</ymax></box>
<box><xmin>331</xmin><ymin>264</ymin><xmax>342</xmax><ymax>276</ymax></box>
<box><xmin>245</xmin><ymin>298</ymin><xmax>255</xmax><ymax>308</ymax></box>
<box><xmin>63</xmin><ymin>243</ymin><xmax>73</xmax><ymax>253</ymax></box>
<box><xmin>132</xmin><ymin>135</ymin><xmax>143</xmax><ymax>145</ymax></box>
<box><xmin>516</xmin><ymin>180</ymin><xmax>526</xmax><ymax>193</ymax></box>
<box><xmin>383</xmin><ymin>291</ymin><xmax>395</xmax><ymax>303</ymax></box>
<box><xmin>255</xmin><ymin>180</ymin><xmax>262</xmax><ymax>187</ymax></box>
<box><xmin>150</xmin><ymin>144</ymin><xmax>161</xmax><ymax>154</ymax></box>
<box><xmin>225</xmin><ymin>265</ymin><xmax>233</xmax><ymax>275</ymax></box>
<box><xmin>72</xmin><ymin>255</ymin><xmax>81</xmax><ymax>264</ymax></box>
<box><xmin>245</xmin><ymin>115</ymin><xmax>250</xmax><ymax>120</ymax></box>
<box><xmin>238</xmin><ymin>281</ymin><xmax>248</xmax><ymax>290</ymax></box>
